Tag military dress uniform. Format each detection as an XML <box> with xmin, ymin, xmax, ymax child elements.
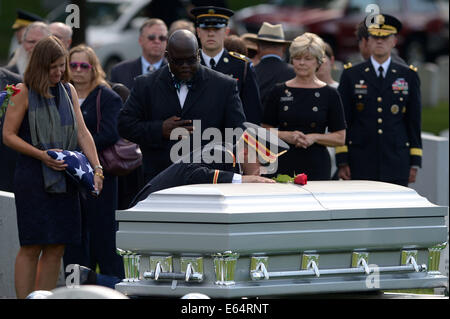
<box><xmin>336</xmin><ymin>59</ymin><xmax>422</xmax><ymax>185</ymax></box>
<box><xmin>192</xmin><ymin>6</ymin><xmax>263</xmax><ymax>125</ymax></box>
<box><xmin>336</xmin><ymin>14</ymin><xmax>422</xmax><ymax>186</ymax></box>
<box><xmin>129</xmin><ymin>122</ymin><xmax>289</xmax><ymax>207</ymax></box>
<box><xmin>200</xmin><ymin>50</ymin><xmax>262</xmax><ymax>124</ymax></box>
<box><xmin>129</xmin><ymin>143</ymin><xmax>240</xmax><ymax>207</ymax></box>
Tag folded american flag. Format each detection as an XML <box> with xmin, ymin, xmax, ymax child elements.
<box><xmin>47</xmin><ymin>150</ymin><xmax>96</xmax><ymax>193</ymax></box>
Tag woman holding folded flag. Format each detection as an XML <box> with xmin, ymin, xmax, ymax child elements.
<box><xmin>2</xmin><ymin>36</ymin><xmax>103</xmax><ymax>298</ymax></box>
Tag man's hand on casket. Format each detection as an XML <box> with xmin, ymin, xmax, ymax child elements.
<box><xmin>242</xmin><ymin>175</ymin><xmax>276</xmax><ymax>183</ymax></box>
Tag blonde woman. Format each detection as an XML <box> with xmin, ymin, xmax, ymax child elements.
<box><xmin>2</xmin><ymin>36</ymin><xmax>103</xmax><ymax>298</ymax></box>
<box><xmin>63</xmin><ymin>45</ymin><xmax>124</xmax><ymax>284</ymax></box>
<box><xmin>262</xmin><ymin>32</ymin><xmax>346</xmax><ymax>180</ymax></box>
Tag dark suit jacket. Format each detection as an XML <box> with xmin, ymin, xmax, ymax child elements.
<box><xmin>109</xmin><ymin>57</ymin><xmax>167</xmax><ymax>90</ymax></box>
<box><xmin>4</xmin><ymin>64</ymin><xmax>19</xmax><ymax>75</ymax></box>
<box><xmin>129</xmin><ymin>143</ymin><xmax>240</xmax><ymax>207</ymax></box>
<box><xmin>336</xmin><ymin>60</ymin><xmax>422</xmax><ymax>184</ymax></box>
<box><xmin>0</xmin><ymin>68</ymin><xmax>22</xmax><ymax>192</ymax></box>
<box><xmin>255</xmin><ymin>56</ymin><xmax>295</xmax><ymax>106</ymax></box>
<box><xmin>117</xmin><ymin>64</ymin><xmax>246</xmax><ymax>183</ymax></box>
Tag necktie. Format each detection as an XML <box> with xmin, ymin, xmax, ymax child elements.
<box><xmin>209</xmin><ymin>59</ymin><xmax>216</xmax><ymax>69</ymax></box>
<box><xmin>378</xmin><ymin>66</ymin><xmax>384</xmax><ymax>82</ymax></box>
<box><xmin>147</xmin><ymin>65</ymin><xmax>155</xmax><ymax>73</ymax></box>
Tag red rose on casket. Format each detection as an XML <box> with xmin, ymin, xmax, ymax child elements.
<box><xmin>294</xmin><ymin>173</ymin><xmax>307</xmax><ymax>185</ymax></box>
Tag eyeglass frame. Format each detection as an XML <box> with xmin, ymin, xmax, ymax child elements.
<box><xmin>69</xmin><ymin>61</ymin><xmax>93</xmax><ymax>71</ymax></box>
<box><xmin>166</xmin><ymin>50</ymin><xmax>200</xmax><ymax>66</ymax></box>
<box><xmin>147</xmin><ymin>34</ymin><xmax>168</xmax><ymax>42</ymax></box>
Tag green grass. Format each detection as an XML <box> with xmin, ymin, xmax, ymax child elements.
<box><xmin>384</xmin><ymin>288</ymin><xmax>435</xmax><ymax>295</ymax></box>
<box><xmin>422</xmin><ymin>101</ymin><xmax>449</xmax><ymax>135</ymax></box>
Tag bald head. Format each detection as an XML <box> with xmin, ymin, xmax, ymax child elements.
<box><xmin>167</xmin><ymin>30</ymin><xmax>200</xmax><ymax>81</ymax></box>
<box><xmin>49</xmin><ymin>22</ymin><xmax>73</xmax><ymax>49</ymax></box>
<box><xmin>168</xmin><ymin>29</ymin><xmax>198</xmax><ymax>53</ymax></box>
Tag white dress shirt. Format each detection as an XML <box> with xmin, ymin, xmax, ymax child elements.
<box><xmin>370</xmin><ymin>56</ymin><xmax>391</xmax><ymax>78</ymax></box>
<box><xmin>177</xmin><ymin>84</ymin><xmax>189</xmax><ymax>108</ymax></box>
<box><xmin>141</xmin><ymin>56</ymin><xmax>164</xmax><ymax>75</ymax></box>
<box><xmin>201</xmin><ymin>49</ymin><xmax>224</xmax><ymax>69</ymax></box>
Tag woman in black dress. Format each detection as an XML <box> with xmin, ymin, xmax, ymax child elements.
<box><xmin>262</xmin><ymin>33</ymin><xmax>346</xmax><ymax>180</ymax></box>
<box><xmin>63</xmin><ymin>45</ymin><xmax>124</xmax><ymax>283</ymax></box>
<box><xmin>2</xmin><ymin>36</ymin><xmax>103</xmax><ymax>298</ymax></box>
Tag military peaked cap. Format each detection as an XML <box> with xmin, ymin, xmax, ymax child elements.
<box><xmin>191</xmin><ymin>6</ymin><xmax>234</xmax><ymax>28</ymax></box>
<box><xmin>12</xmin><ymin>9</ymin><xmax>44</xmax><ymax>30</ymax></box>
<box><xmin>366</xmin><ymin>14</ymin><xmax>402</xmax><ymax>37</ymax></box>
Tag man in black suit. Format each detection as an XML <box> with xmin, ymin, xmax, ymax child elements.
<box><xmin>118</xmin><ymin>30</ymin><xmax>246</xmax><ymax>184</ymax></box>
<box><xmin>249</xmin><ymin>22</ymin><xmax>295</xmax><ymax>106</ymax></box>
<box><xmin>129</xmin><ymin>122</ymin><xmax>289</xmax><ymax>207</ymax></box>
<box><xmin>0</xmin><ymin>67</ymin><xmax>22</xmax><ymax>192</ymax></box>
<box><xmin>335</xmin><ymin>14</ymin><xmax>422</xmax><ymax>186</ymax></box>
<box><xmin>191</xmin><ymin>6</ymin><xmax>263</xmax><ymax>125</ymax></box>
<box><xmin>110</xmin><ymin>18</ymin><xmax>168</xmax><ymax>90</ymax></box>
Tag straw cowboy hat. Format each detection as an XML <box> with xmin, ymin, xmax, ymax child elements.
<box><xmin>248</xmin><ymin>22</ymin><xmax>291</xmax><ymax>44</ymax></box>
<box><xmin>240</xmin><ymin>33</ymin><xmax>258</xmax><ymax>51</ymax></box>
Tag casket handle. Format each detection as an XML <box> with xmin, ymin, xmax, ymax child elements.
<box><xmin>143</xmin><ymin>256</ymin><xmax>204</xmax><ymax>283</ymax></box>
<box><xmin>143</xmin><ymin>268</ymin><xmax>203</xmax><ymax>282</ymax></box>
<box><xmin>250</xmin><ymin>252</ymin><xmax>427</xmax><ymax>281</ymax></box>
<box><xmin>357</xmin><ymin>257</ymin><xmax>371</xmax><ymax>275</ymax></box>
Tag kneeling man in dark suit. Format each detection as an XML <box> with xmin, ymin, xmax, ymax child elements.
<box><xmin>129</xmin><ymin>122</ymin><xmax>289</xmax><ymax>207</ymax></box>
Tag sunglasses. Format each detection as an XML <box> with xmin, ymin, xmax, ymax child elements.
<box><xmin>147</xmin><ymin>34</ymin><xmax>168</xmax><ymax>42</ymax></box>
<box><xmin>69</xmin><ymin>62</ymin><xmax>93</xmax><ymax>70</ymax></box>
<box><xmin>169</xmin><ymin>56</ymin><xmax>199</xmax><ymax>66</ymax></box>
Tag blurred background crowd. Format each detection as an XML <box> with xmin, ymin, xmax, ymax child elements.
<box><xmin>0</xmin><ymin>0</ymin><xmax>448</xmax><ymax>68</ymax></box>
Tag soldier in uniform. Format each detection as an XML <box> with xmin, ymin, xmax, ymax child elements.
<box><xmin>129</xmin><ymin>122</ymin><xmax>289</xmax><ymax>207</ymax></box>
<box><xmin>191</xmin><ymin>6</ymin><xmax>263</xmax><ymax>125</ymax></box>
<box><xmin>336</xmin><ymin>14</ymin><xmax>422</xmax><ymax>186</ymax></box>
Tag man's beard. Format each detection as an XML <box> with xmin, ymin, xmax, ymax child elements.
<box><xmin>7</xmin><ymin>46</ymin><xmax>29</xmax><ymax>76</ymax></box>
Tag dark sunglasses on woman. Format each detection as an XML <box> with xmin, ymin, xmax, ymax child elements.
<box><xmin>69</xmin><ymin>62</ymin><xmax>93</xmax><ymax>70</ymax></box>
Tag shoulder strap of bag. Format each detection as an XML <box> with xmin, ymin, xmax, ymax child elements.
<box><xmin>95</xmin><ymin>88</ymin><xmax>102</xmax><ymax>133</ymax></box>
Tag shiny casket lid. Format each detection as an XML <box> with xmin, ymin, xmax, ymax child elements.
<box><xmin>116</xmin><ymin>180</ymin><xmax>446</xmax><ymax>223</ymax></box>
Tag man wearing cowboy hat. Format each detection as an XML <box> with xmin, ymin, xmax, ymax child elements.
<box><xmin>249</xmin><ymin>22</ymin><xmax>295</xmax><ymax>106</ymax></box>
<box><xmin>191</xmin><ymin>6</ymin><xmax>263</xmax><ymax>125</ymax></box>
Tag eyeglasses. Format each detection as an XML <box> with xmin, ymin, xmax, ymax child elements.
<box><xmin>147</xmin><ymin>34</ymin><xmax>168</xmax><ymax>42</ymax></box>
<box><xmin>69</xmin><ymin>62</ymin><xmax>93</xmax><ymax>71</ymax></box>
<box><xmin>169</xmin><ymin>56</ymin><xmax>199</xmax><ymax>66</ymax></box>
